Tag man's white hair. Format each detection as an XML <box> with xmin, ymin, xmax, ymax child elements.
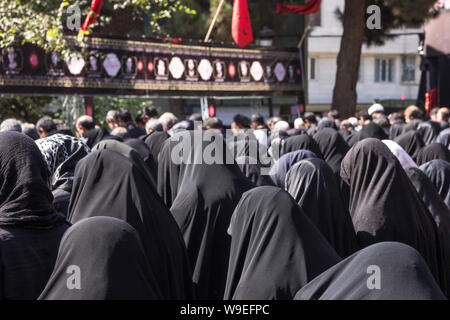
<box><xmin>0</xmin><ymin>118</ymin><xmax>22</xmax><ymax>132</ymax></box>
<box><xmin>146</xmin><ymin>119</ymin><xmax>162</xmax><ymax>133</ymax></box>
<box><xmin>159</xmin><ymin>112</ymin><xmax>178</xmax><ymax>130</ymax></box>
<box><xmin>273</xmin><ymin>120</ymin><xmax>290</xmax><ymax>132</ymax></box>
<box><xmin>294</xmin><ymin>118</ymin><xmax>304</xmax><ymax>128</ymax></box>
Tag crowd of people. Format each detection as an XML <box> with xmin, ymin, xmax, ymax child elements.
<box><xmin>0</xmin><ymin>102</ymin><xmax>449</xmax><ymax>300</ymax></box>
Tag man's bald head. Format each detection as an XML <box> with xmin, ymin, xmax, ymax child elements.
<box><xmin>75</xmin><ymin>115</ymin><xmax>95</xmax><ymax>138</ymax></box>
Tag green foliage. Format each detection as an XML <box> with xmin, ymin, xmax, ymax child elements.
<box><xmin>0</xmin><ymin>0</ymin><xmax>195</xmax><ymax>60</ymax></box>
<box><xmin>0</xmin><ymin>96</ymin><xmax>55</xmax><ymax>124</ymax></box>
<box><xmin>92</xmin><ymin>96</ymin><xmax>158</xmax><ymax>127</ymax></box>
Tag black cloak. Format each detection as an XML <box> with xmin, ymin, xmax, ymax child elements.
<box><xmin>281</xmin><ymin>134</ymin><xmax>323</xmax><ymax>158</ymax></box>
<box><xmin>86</xmin><ymin>127</ymin><xmax>121</xmax><ymax>149</ymax></box>
<box><xmin>0</xmin><ymin>132</ymin><xmax>68</xmax><ymax>300</ymax></box>
<box><xmin>294</xmin><ymin>242</ymin><xmax>445</xmax><ymax>300</ymax></box>
<box><xmin>313</xmin><ymin>128</ymin><xmax>350</xmax><ymax>176</ymax></box>
<box><xmin>269</xmin><ymin>150</ymin><xmax>318</xmax><ymax>188</ymax></box>
<box><xmin>67</xmin><ymin>148</ymin><xmax>194</xmax><ymax>299</ymax></box>
<box><xmin>236</xmin><ymin>156</ymin><xmax>273</xmax><ymax>186</ymax></box>
<box><xmin>125</xmin><ymin>138</ymin><xmax>158</xmax><ymax>182</ymax></box>
<box><xmin>344</xmin><ymin>130</ymin><xmax>370</xmax><ymax>147</ymax></box>
<box><xmin>223</xmin><ymin>186</ymin><xmax>341</xmax><ymax>300</ymax></box>
<box><xmin>394</xmin><ymin>130</ymin><xmax>425</xmax><ymax>162</ymax></box>
<box><xmin>285</xmin><ymin>158</ymin><xmax>358</xmax><ymax>258</ymax></box>
<box><xmin>361</xmin><ymin>122</ymin><xmax>388</xmax><ymax>140</ymax></box>
<box><xmin>436</xmin><ymin>127</ymin><xmax>450</xmax><ymax>150</ymax></box>
<box><xmin>420</xmin><ymin>160</ymin><xmax>450</xmax><ymax>209</ymax></box>
<box><xmin>144</xmin><ymin>131</ymin><xmax>170</xmax><ymax>167</ymax></box>
<box><xmin>170</xmin><ymin>132</ymin><xmax>253</xmax><ymax>299</ymax></box>
<box><xmin>340</xmin><ymin>138</ymin><xmax>445</xmax><ymax>291</ymax></box>
<box><xmin>39</xmin><ymin>216</ymin><xmax>161</xmax><ymax>300</ymax></box>
<box><xmin>415</xmin><ymin>142</ymin><xmax>450</xmax><ymax>166</ymax></box>
<box><xmin>418</xmin><ymin>121</ymin><xmax>441</xmax><ymax>145</ymax></box>
<box><xmin>389</xmin><ymin>122</ymin><xmax>406</xmax><ymax>140</ymax></box>
<box><xmin>226</xmin><ymin>131</ymin><xmax>271</xmax><ymax>166</ymax></box>
<box><xmin>405</xmin><ymin>166</ymin><xmax>450</xmax><ymax>296</ymax></box>
<box><xmin>36</xmin><ymin>134</ymin><xmax>90</xmax><ymax>216</ymax></box>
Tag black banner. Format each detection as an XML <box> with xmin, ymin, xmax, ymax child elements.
<box><xmin>0</xmin><ymin>37</ymin><xmax>304</xmax><ymax>97</ymax></box>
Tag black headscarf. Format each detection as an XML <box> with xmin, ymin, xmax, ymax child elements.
<box><xmin>313</xmin><ymin>128</ymin><xmax>350</xmax><ymax>176</ymax></box>
<box><xmin>403</xmin><ymin>119</ymin><xmax>423</xmax><ymax>133</ymax></box>
<box><xmin>226</xmin><ymin>131</ymin><xmax>271</xmax><ymax>166</ymax></box>
<box><xmin>361</xmin><ymin>122</ymin><xmax>388</xmax><ymax>140</ymax></box>
<box><xmin>294</xmin><ymin>242</ymin><xmax>445</xmax><ymax>300</ymax></box>
<box><xmin>420</xmin><ymin>160</ymin><xmax>450</xmax><ymax>209</ymax></box>
<box><xmin>144</xmin><ymin>131</ymin><xmax>170</xmax><ymax>166</ymax></box>
<box><xmin>286</xmin><ymin>158</ymin><xmax>358</xmax><ymax>258</ymax></box>
<box><xmin>416</xmin><ymin>143</ymin><xmax>450</xmax><ymax>166</ymax></box>
<box><xmin>170</xmin><ymin>132</ymin><xmax>253</xmax><ymax>299</ymax></box>
<box><xmin>281</xmin><ymin>134</ymin><xmax>323</xmax><ymax>158</ymax></box>
<box><xmin>68</xmin><ymin>148</ymin><xmax>194</xmax><ymax>299</ymax></box>
<box><xmin>223</xmin><ymin>186</ymin><xmax>341</xmax><ymax>300</ymax></box>
<box><xmin>418</xmin><ymin>121</ymin><xmax>441</xmax><ymax>145</ymax></box>
<box><xmin>236</xmin><ymin>156</ymin><xmax>273</xmax><ymax>186</ymax></box>
<box><xmin>340</xmin><ymin>138</ymin><xmax>444</xmax><ymax>290</ymax></box>
<box><xmin>269</xmin><ymin>150</ymin><xmax>317</xmax><ymax>188</ymax></box>
<box><xmin>0</xmin><ymin>132</ymin><xmax>66</xmax><ymax>228</ymax></box>
<box><xmin>86</xmin><ymin>127</ymin><xmax>121</xmax><ymax>149</ymax></box>
<box><xmin>405</xmin><ymin>166</ymin><xmax>450</xmax><ymax>296</ymax></box>
<box><xmin>394</xmin><ymin>130</ymin><xmax>425</xmax><ymax>162</ymax></box>
<box><xmin>318</xmin><ymin>118</ymin><xmax>337</xmax><ymax>130</ymax></box>
<box><xmin>39</xmin><ymin>216</ymin><xmax>161</xmax><ymax>300</ymax></box>
<box><xmin>125</xmin><ymin>138</ymin><xmax>158</xmax><ymax>182</ymax></box>
<box><xmin>389</xmin><ymin>122</ymin><xmax>406</xmax><ymax>140</ymax></box>
<box><xmin>344</xmin><ymin>130</ymin><xmax>370</xmax><ymax>147</ymax></box>
<box><xmin>93</xmin><ymin>139</ymin><xmax>157</xmax><ymax>189</ymax></box>
<box><xmin>436</xmin><ymin>127</ymin><xmax>450</xmax><ymax>150</ymax></box>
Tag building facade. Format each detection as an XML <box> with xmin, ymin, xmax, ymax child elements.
<box><xmin>307</xmin><ymin>0</ymin><xmax>423</xmax><ymax>110</ymax></box>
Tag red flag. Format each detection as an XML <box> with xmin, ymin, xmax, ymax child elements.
<box><xmin>276</xmin><ymin>0</ymin><xmax>322</xmax><ymax>16</ymax></box>
<box><xmin>81</xmin><ymin>0</ymin><xmax>104</xmax><ymax>31</ymax></box>
<box><xmin>232</xmin><ymin>0</ymin><xmax>253</xmax><ymax>48</ymax></box>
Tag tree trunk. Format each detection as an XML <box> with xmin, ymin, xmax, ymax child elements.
<box><xmin>332</xmin><ymin>0</ymin><xmax>365</xmax><ymax>118</ymax></box>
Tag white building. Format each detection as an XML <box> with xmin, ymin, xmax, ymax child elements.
<box><xmin>307</xmin><ymin>0</ymin><xmax>423</xmax><ymax>109</ymax></box>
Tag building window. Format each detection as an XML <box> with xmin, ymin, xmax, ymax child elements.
<box><xmin>401</xmin><ymin>55</ymin><xmax>416</xmax><ymax>83</ymax></box>
<box><xmin>309</xmin><ymin>57</ymin><xmax>317</xmax><ymax>80</ymax></box>
<box><xmin>375</xmin><ymin>58</ymin><xmax>395</xmax><ymax>83</ymax></box>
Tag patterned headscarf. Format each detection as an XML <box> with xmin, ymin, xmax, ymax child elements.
<box><xmin>36</xmin><ymin>134</ymin><xmax>90</xmax><ymax>192</ymax></box>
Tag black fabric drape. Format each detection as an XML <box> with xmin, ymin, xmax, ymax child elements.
<box><xmin>67</xmin><ymin>148</ymin><xmax>194</xmax><ymax>299</ymax></box>
<box><xmin>394</xmin><ymin>130</ymin><xmax>425</xmax><ymax>162</ymax></box>
<box><xmin>361</xmin><ymin>122</ymin><xmax>388</xmax><ymax>140</ymax></box>
<box><xmin>86</xmin><ymin>127</ymin><xmax>121</xmax><ymax>149</ymax></box>
<box><xmin>420</xmin><ymin>160</ymin><xmax>450</xmax><ymax>209</ymax></box>
<box><xmin>144</xmin><ymin>131</ymin><xmax>170</xmax><ymax>166</ymax></box>
<box><xmin>0</xmin><ymin>132</ymin><xmax>68</xmax><ymax>300</ymax></box>
<box><xmin>286</xmin><ymin>158</ymin><xmax>358</xmax><ymax>258</ymax></box>
<box><xmin>437</xmin><ymin>127</ymin><xmax>450</xmax><ymax>150</ymax></box>
<box><xmin>0</xmin><ymin>132</ymin><xmax>66</xmax><ymax>228</ymax></box>
<box><xmin>403</xmin><ymin>119</ymin><xmax>423</xmax><ymax>133</ymax></box>
<box><xmin>226</xmin><ymin>131</ymin><xmax>271</xmax><ymax>166</ymax></box>
<box><xmin>170</xmin><ymin>132</ymin><xmax>253</xmax><ymax>299</ymax></box>
<box><xmin>294</xmin><ymin>242</ymin><xmax>445</xmax><ymax>300</ymax></box>
<box><xmin>269</xmin><ymin>150</ymin><xmax>317</xmax><ymax>188</ymax></box>
<box><xmin>313</xmin><ymin>128</ymin><xmax>350</xmax><ymax>176</ymax></box>
<box><xmin>125</xmin><ymin>138</ymin><xmax>158</xmax><ymax>183</ymax></box>
<box><xmin>340</xmin><ymin>138</ymin><xmax>445</xmax><ymax>292</ymax></box>
<box><xmin>389</xmin><ymin>122</ymin><xmax>405</xmax><ymax>140</ymax></box>
<box><xmin>236</xmin><ymin>156</ymin><xmax>273</xmax><ymax>186</ymax></box>
<box><xmin>406</xmin><ymin>166</ymin><xmax>450</xmax><ymax>296</ymax></box>
<box><xmin>92</xmin><ymin>139</ymin><xmax>157</xmax><ymax>189</ymax></box>
<box><xmin>344</xmin><ymin>130</ymin><xmax>370</xmax><ymax>147</ymax></box>
<box><xmin>416</xmin><ymin>143</ymin><xmax>450</xmax><ymax>166</ymax></box>
<box><xmin>39</xmin><ymin>216</ymin><xmax>161</xmax><ymax>300</ymax></box>
<box><xmin>418</xmin><ymin>121</ymin><xmax>441</xmax><ymax>145</ymax></box>
<box><xmin>223</xmin><ymin>186</ymin><xmax>341</xmax><ymax>300</ymax></box>
<box><xmin>281</xmin><ymin>134</ymin><xmax>323</xmax><ymax>158</ymax></box>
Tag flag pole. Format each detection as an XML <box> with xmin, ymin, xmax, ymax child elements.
<box><xmin>297</xmin><ymin>13</ymin><xmax>315</xmax><ymax>48</ymax></box>
<box><xmin>204</xmin><ymin>0</ymin><xmax>226</xmax><ymax>42</ymax></box>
